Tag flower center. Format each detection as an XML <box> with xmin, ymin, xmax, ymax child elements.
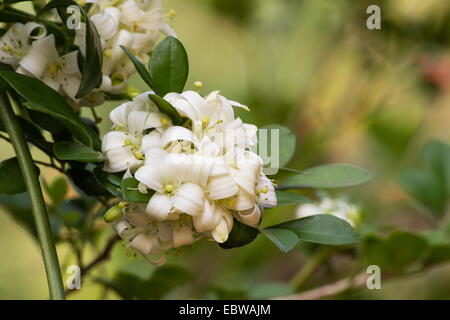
<box><xmin>48</xmin><ymin>63</ymin><xmax>60</xmax><ymax>75</ymax></box>
<box><xmin>2</xmin><ymin>44</ymin><xmax>10</xmax><ymax>52</ymax></box>
<box><xmin>201</xmin><ymin>116</ymin><xmax>211</xmax><ymax>128</ymax></box>
<box><xmin>164</xmin><ymin>184</ymin><xmax>175</xmax><ymax>193</ymax></box>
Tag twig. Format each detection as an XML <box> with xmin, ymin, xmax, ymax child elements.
<box><xmin>65</xmin><ymin>235</ymin><xmax>120</xmax><ymax>296</ymax></box>
<box><xmin>275</xmin><ymin>272</ymin><xmax>368</xmax><ymax>300</ymax></box>
<box><xmin>34</xmin><ymin>160</ymin><xmax>66</xmax><ymax>174</ymax></box>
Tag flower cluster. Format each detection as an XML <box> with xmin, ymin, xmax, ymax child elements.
<box><xmin>296</xmin><ymin>192</ymin><xmax>361</xmax><ymax>227</ymax></box>
<box><xmin>102</xmin><ymin>90</ymin><xmax>277</xmax><ymax>261</ymax></box>
<box><xmin>76</xmin><ymin>0</ymin><xmax>176</xmax><ymax>105</ymax></box>
<box><xmin>0</xmin><ymin>0</ymin><xmax>173</xmax><ymax>107</ymax></box>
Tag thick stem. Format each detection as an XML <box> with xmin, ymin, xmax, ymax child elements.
<box><xmin>291</xmin><ymin>246</ymin><xmax>331</xmax><ymax>291</ymax></box>
<box><xmin>0</xmin><ymin>93</ymin><xmax>65</xmax><ymax>300</ymax></box>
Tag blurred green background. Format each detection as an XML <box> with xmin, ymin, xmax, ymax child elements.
<box><xmin>2</xmin><ymin>0</ymin><xmax>450</xmax><ymax>299</ymax></box>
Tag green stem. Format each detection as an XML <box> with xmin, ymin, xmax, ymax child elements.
<box><xmin>291</xmin><ymin>246</ymin><xmax>332</xmax><ymax>292</ymax></box>
<box><xmin>0</xmin><ymin>93</ymin><xmax>65</xmax><ymax>300</ymax></box>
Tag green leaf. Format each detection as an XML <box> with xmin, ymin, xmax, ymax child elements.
<box><xmin>362</xmin><ymin>234</ymin><xmax>391</xmax><ymax>269</ymax></box>
<box><xmin>281</xmin><ymin>164</ymin><xmax>373</xmax><ymax>189</ymax></box>
<box><xmin>0</xmin><ymin>71</ymin><xmax>100</xmax><ymax>149</ymax></box>
<box><xmin>121</xmin><ymin>178</ymin><xmax>152</xmax><ymax>203</ymax></box>
<box><xmin>0</xmin><ymin>193</ymin><xmax>37</xmax><ymax>240</ymax></box>
<box><xmin>387</xmin><ymin>231</ymin><xmax>429</xmax><ymax>269</ymax></box>
<box><xmin>220</xmin><ymin>219</ymin><xmax>259</xmax><ymax>249</ymax></box>
<box><xmin>148</xmin><ymin>94</ymin><xmax>183</xmax><ymax>125</ymax></box>
<box><xmin>44</xmin><ymin>176</ymin><xmax>67</xmax><ymax>206</ymax></box>
<box><xmin>422</xmin><ymin>140</ymin><xmax>450</xmax><ymax>195</ymax></box>
<box><xmin>53</xmin><ymin>141</ymin><xmax>104</xmax><ymax>162</ymax></box>
<box><xmin>398</xmin><ymin>167</ymin><xmax>446</xmax><ymax>215</ymax></box>
<box><xmin>275</xmin><ymin>190</ymin><xmax>311</xmax><ymax>207</ymax></box>
<box><xmin>41</xmin><ymin>0</ymin><xmax>103</xmax><ymax>98</ymax></box>
<box><xmin>148</xmin><ymin>36</ymin><xmax>189</xmax><ymax>96</ymax></box>
<box><xmin>68</xmin><ymin>168</ymin><xmax>111</xmax><ymax>196</ymax></box>
<box><xmin>268</xmin><ymin>214</ymin><xmax>360</xmax><ymax>246</ymax></box>
<box><xmin>261</xmin><ymin>228</ymin><xmax>298</xmax><ymax>252</ymax></box>
<box><xmin>93</xmin><ymin>167</ymin><xmax>122</xmax><ymax>197</ymax></box>
<box><xmin>0</xmin><ymin>157</ymin><xmax>27</xmax><ymax>195</ymax></box>
<box><xmin>258</xmin><ymin>124</ymin><xmax>296</xmax><ymax>168</ymax></box>
<box><xmin>121</xmin><ymin>46</ymin><xmax>154</xmax><ymax>89</ymax></box>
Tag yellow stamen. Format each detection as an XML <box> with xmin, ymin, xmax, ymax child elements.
<box><xmin>164</xmin><ymin>184</ymin><xmax>174</xmax><ymax>193</ymax></box>
<box><xmin>194</xmin><ymin>81</ymin><xmax>203</xmax><ymax>92</ymax></box>
<box><xmin>104</xmin><ymin>49</ymin><xmax>113</xmax><ymax>59</ymax></box>
<box><xmin>48</xmin><ymin>63</ymin><xmax>59</xmax><ymax>74</ymax></box>
<box><xmin>257</xmin><ymin>186</ymin><xmax>268</xmax><ymax>194</ymax></box>
<box><xmin>160</xmin><ymin>118</ymin><xmax>169</xmax><ymax>126</ymax></box>
<box><xmin>133</xmin><ymin>151</ymin><xmax>144</xmax><ymax>160</ymax></box>
<box><xmin>201</xmin><ymin>116</ymin><xmax>211</xmax><ymax>127</ymax></box>
<box><xmin>123</xmin><ymin>138</ymin><xmax>132</xmax><ymax>146</ymax></box>
<box><xmin>114</xmin><ymin>125</ymin><xmax>124</xmax><ymax>131</ymax></box>
<box><xmin>2</xmin><ymin>44</ymin><xmax>10</xmax><ymax>52</ymax></box>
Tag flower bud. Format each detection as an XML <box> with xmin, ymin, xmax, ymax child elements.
<box><xmin>103</xmin><ymin>205</ymin><xmax>123</xmax><ymax>223</ymax></box>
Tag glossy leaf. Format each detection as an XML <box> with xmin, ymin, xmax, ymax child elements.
<box><xmin>121</xmin><ymin>46</ymin><xmax>154</xmax><ymax>89</ymax></box>
<box><xmin>148</xmin><ymin>94</ymin><xmax>183</xmax><ymax>125</ymax></box>
<box><xmin>258</xmin><ymin>124</ymin><xmax>296</xmax><ymax>169</ymax></box>
<box><xmin>267</xmin><ymin>214</ymin><xmax>360</xmax><ymax>246</ymax></box>
<box><xmin>261</xmin><ymin>228</ymin><xmax>298</xmax><ymax>252</ymax></box>
<box><xmin>93</xmin><ymin>167</ymin><xmax>122</xmax><ymax>197</ymax></box>
<box><xmin>0</xmin><ymin>157</ymin><xmax>27</xmax><ymax>195</ymax></box>
<box><xmin>281</xmin><ymin>164</ymin><xmax>373</xmax><ymax>189</ymax></box>
<box><xmin>148</xmin><ymin>36</ymin><xmax>189</xmax><ymax>96</ymax></box>
<box><xmin>220</xmin><ymin>219</ymin><xmax>259</xmax><ymax>249</ymax></box>
<box><xmin>121</xmin><ymin>178</ymin><xmax>152</xmax><ymax>203</ymax></box>
<box><xmin>0</xmin><ymin>71</ymin><xmax>100</xmax><ymax>149</ymax></box>
<box><xmin>275</xmin><ymin>190</ymin><xmax>311</xmax><ymax>207</ymax></box>
<box><xmin>54</xmin><ymin>141</ymin><xmax>104</xmax><ymax>162</ymax></box>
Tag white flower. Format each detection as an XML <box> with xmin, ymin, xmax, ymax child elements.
<box><xmin>102</xmin><ymin>92</ymin><xmax>172</xmax><ymax>172</ymax></box>
<box><xmin>74</xmin><ymin>0</ymin><xmax>175</xmax><ymax>102</ymax></box>
<box><xmin>0</xmin><ymin>22</ymin><xmax>46</xmax><ymax>66</ymax></box>
<box><xmin>102</xmin><ymin>89</ymin><xmax>278</xmax><ymax>256</ymax></box>
<box><xmin>17</xmin><ymin>35</ymin><xmax>82</xmax><ymax>100</ymax></box>
<box><xmin>296</xmin><ymin>193</ymin><xmax>361</xmax><ymax>227</ymax></box>
<box><xmin>135</xmin><ymin>149</ymin><xmax>213</xmax><ymax>221</ymax></box>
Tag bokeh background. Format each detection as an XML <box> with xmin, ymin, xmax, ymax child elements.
<box><xmin>1</xmin><ymin>0</ymin><xmax>450</xmax><ymax>299</ymax></box>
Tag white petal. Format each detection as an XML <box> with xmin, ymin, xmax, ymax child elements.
<box><xmin>19</xmin><ymin>34</ymin><xmax>58</xmax><ymax>77</ymax></box>
<box><xmin>193</xmin><ymin>200</ymin><xmax>221</xmax><ymax>232</ymax></box>
<box><xmin>127</xmin><ymin>211</ymin><xmax>151</xmax><ymax>227</ymax></box>
<box><xmin>91</xmin><ymin>7</ymin><xmax>120</xmax><ymax>40</ymax></box>
<box><xmin>237</xmin><ymin>206</ymin><xmax>261</xmax><ymax>227</ymax></box>
<box><xmin>172</xmin><ymin>183</ymin><xmax>204</xmax><ymax>216</ymax></box>
<box><xmin>127</xmin><ymin>110</ymin><xmax>150</xmax><ymax>134</ymax></box>
<box><xmin>211</xmin><ymin>218</ymin><xmax>229</xmax><ymax>243</ymax></box>
<box><xmin>172</xmin><ymin>224</ymin><xmax>194</xmax><ymax>248</ymax></box>
<box><xmin>140</xmin><ymin>131</ymin><xmax>162</xmax><ymax>152</ymax></box>
<box><xmin>145</xmin><ymin>193</ymin><xmax>172</xmax><ymax>221</ymax></box>
<box><xmin>206</xmin><ymin>173</ymin><xmax>239</xmax><ymax>200</ymax></box>
<box><xmin>160</xmin><ymin>126</ymin><xmax>197</xmax><ymax>147</ymax></box>
<box><xmin>231</xmin><ymin>168</ymin><xmax>257</xmax><ymax>196</ymax></box>
<box><xmin>112</xmin><ymin>220</ymin><xmax>136</xmax><ymax>239</ymax></box>
<box><xmin>229</xmin><ymin>99</ymin><xmax>250</xmax><ymax>111</ymax></box>
<box><xmin>110</xmin><ymin>101</ymin><xmax>133</xmax><ymax>127</ymax></box>
<box><xmin>134</xmin><ymin>165</ymin><xmax>164</xmax><ymax>193</ymax></box>
<box><xmin>104</xmin><ymin>147</ymin><xmax>141</xmax><ymax>172</ymax></box>
<box><xmin>101</xmin><ymin>131</ymin><xmax>128</xmax><ymax>152</ymax></box>
<box><xmin>130</xmin><ymin>233</ymin><xmax>154</xmax><ymax>255</ymax></box>
<box><xmin>60</xmin><ymin>51</ymin><xmax>80</xmax><ymax>75</ymax></box>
